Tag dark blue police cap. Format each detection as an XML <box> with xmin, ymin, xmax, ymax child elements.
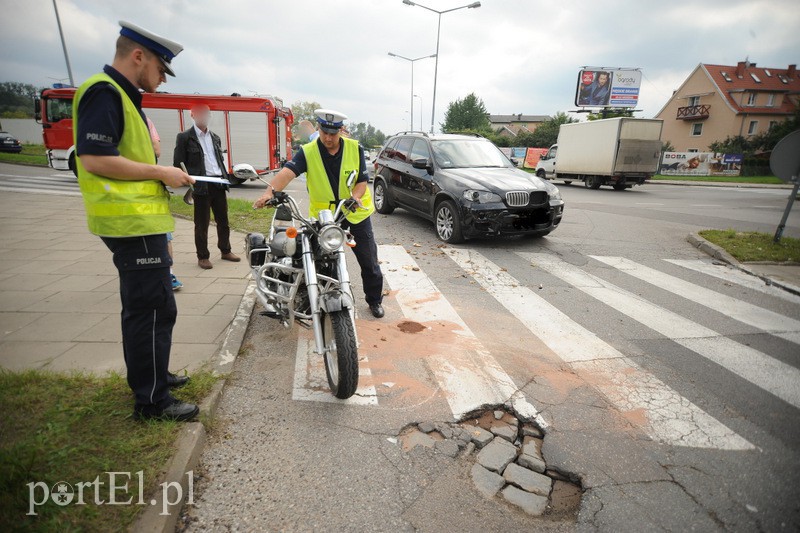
<box><xmin>119</xmin><ymin>20</ymin><xmax>183</xmax><ymax>77</ymax></box>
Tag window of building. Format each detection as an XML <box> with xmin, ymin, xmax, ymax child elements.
<box><xmin>688</xmin><ymin>96</ymin><xmax>700</xmax><ymax>107</ymax></box>
<box><xmin>691</xmin><ymin>123</ymin><xmax>703</xmax><ymax>136</ymax></box>
<box><xmin>721</xmin><ymin>71</ymin><xmax>732</xmax><ymax>82</ymax></box>
<box><xmin>750</xmin><ymin>72</ymin><xmax>761</xmax><ymax>83</ymax></box>
<box><xmin>767</xmin><ymin>93</ymin><xmax>775</xmax><ymax>107</ymax></box>
<box><xmin>688</xmin><ymin>149</ymin><xmax>699</xmax><ymax>153</ymax></box>
<box><xmin>746</xmin><ymin>93</ymin><xmax>757</xmax><ymax>106</ymax></box>
<box><xmin>747</xmin><ymin>120</ymin><xmax>758</xmax><ymax>135</ymax></box>
<box><xmin>765</xmin><ymin>69</ymin><xmax>772</xmax><ymax>77</ymax></box>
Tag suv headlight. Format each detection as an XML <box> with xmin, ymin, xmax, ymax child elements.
<box><xmin>319</xmin><ymin>225</ymin><xmax>345</xmax><ymax>252</ymax></box>
<box><xmin>544</xmin><ymin>182</ymin><xmax>562</xmax><ymax>202</ymax></box>
<box><xmin>463</xmin><ymin>189</ymin><xmax>502</xmax><ymax>203</ymax></box>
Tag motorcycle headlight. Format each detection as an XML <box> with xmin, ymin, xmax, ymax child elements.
<box><xmin>319</xmin><ymin>225</ymin><xmax>345</xmax><ymax>252</ymax></box>
<box><xmin>544</xmin><ymin>182</ymin><xmax>562</xmax><ymax>202</ymax></box>
<box><xmin>463</xmin><ymin>189</ymin><xmax>502</xmax><ymax>203</ymax></box>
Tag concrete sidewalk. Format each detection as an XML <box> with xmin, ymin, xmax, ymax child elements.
<box><xmin>650</xmin><ymin>179</ymin><xmax>793</xmax><ymax>189</ymax></box>
<box><xmin>0</xmin><ymin>191</ymin><xmax>251</xmax><ymax>375</ymax></box>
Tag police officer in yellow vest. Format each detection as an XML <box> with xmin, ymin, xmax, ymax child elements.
<box><xmin>253</xmin><ymin>109</ymin><xmax>385</xmax><ymax>318</ymax></box>
<box><xmin>74</xmin><ymin>21</ymin><xmax>198</xmax><ymax>421</ymax></box>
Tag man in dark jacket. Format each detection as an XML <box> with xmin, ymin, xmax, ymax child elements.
<box><xmin>173</xmin><ymin>104</ymin><xmax>240</xmax><ymax>269</ymax></box>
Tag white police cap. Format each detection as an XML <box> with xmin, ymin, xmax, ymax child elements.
<box><xmin>119</xmin><ymin>20</ymin><xmax>183</xmax><ymax>77</ymax></box>
<box><xmin>314</xmin><ymin>109</ymin><xmax>348</xmax><ymax>133</ymax></box>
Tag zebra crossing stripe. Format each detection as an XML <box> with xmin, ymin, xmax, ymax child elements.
<box><xmin>446</xmin><ymin>248</ymin><xmax>753</xmax><ymax>450</ymax></box>
<box><xmin>665</xmin><ymin>259</ymin><xmax>800</xmax><ymax>305</ymax></box>
<box><xmin>292</xmin><ymin>332</ymin><xmax>378</xmax><ymax>406</ymax></box>
<box><xmin>592</xmin><ymin>256</ymin><xmax>800</xmax><ymax>345</ymax></box>
<box><xmin>379</xmin><ymin>245</ymin><xmax>543</xmax><ymax>424</ymax></box>
<box><xmin>526</xmin><ymin>253</ymin><xmax>800</xmax><ymax>411</ymax></box>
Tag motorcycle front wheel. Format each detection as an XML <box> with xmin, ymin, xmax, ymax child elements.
<box><xmin>322</xmin><ymin>310</ymin><xmax>359</xmax><ymax>399</ymax></box>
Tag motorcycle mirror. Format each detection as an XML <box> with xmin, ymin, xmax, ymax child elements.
<box><xmin>345</xmin><ymin>170</ymin><xmax>357</xmax><ymax>189</ymax></box>
<box><xmin>183</xmin><ymin>188</ymin><xmax>194</xmax><ymax>205</ymax></box>
<box><xmin>232</xmin><ymin>163</ymin><xmax>259</xmax><ymax>181</ymax></box>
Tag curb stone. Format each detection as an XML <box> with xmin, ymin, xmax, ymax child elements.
<box><xmin>649</xmin><ymin>180</ymin><xmax>791</xmax><ymax>189</ymax></box>
<box><xmin>687</xmin><ymin>232</ymin><xmax>800</xmax><ymax>297</ymax></box>
<box><xmin>132</xmin><ymin>280</ymin><xmax>257</xmax><ymax>533</ymax></box>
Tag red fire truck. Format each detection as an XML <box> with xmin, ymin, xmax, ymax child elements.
<box><xmin>34</xmin><ymin>88</ymin><xmax>294</xmax><ymax>184</ymax></box>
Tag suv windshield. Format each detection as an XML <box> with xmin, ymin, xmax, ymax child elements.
<box><xmin>431</xmin><ymin>139</ymin><xmax>510</xmax><ymax>169</ymax></box>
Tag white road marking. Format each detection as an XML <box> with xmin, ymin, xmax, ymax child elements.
<box><xmin>528</xmin><ymin>253</ymin><xmax>800</xmax><ymax>410</ymax></box>
<box><xmin>635</xmin><ymin>203</ymin><xmax>664</xmax><ymax>206</ymax></box>
<box><xmin>292</xmin><ymin>332</ymin><xmax>378</xmax><ymax>406</ymax></box>
<box><xmin>592</xmin><ymin>256</ymin><xmax>800</xmax><ymax>345</ymax></box>
<box><xmin>380</xmin><ymin>245</ymin><xmax>542</xmax><ymax>424</ymax></box>
<box><xmin>447</xmin><ymin>248</ymin><xmax>752</xmax><ymax>450</ymax></box>
<box><xmin>665</xmin><ymin>259</ymin><xmax>800</xmax><ymax>305</ymax></box>
<box><xmin>689</xmin><ymin>204</ymin><xmax>722</xmax><ymax>207</ymax></box>
<box><xmin>0</xmin><ymin>186</ymin><xmax>81</xmax><ymax>197</ymax></box>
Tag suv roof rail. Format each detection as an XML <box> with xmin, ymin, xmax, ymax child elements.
<box><xmin>442</xmin><ymin>130</ymin><xmax>485</xmax><ymax>138</ymax></box>
<box><xmin>393</xmin><ymin>130</ymin><xmax>429</xmax><ymax>137</ymax></box>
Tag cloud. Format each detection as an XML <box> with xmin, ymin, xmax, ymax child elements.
<box><xmin>1</xmin><ymin>0</ymin><xmax>798</xmax><ymax>136</ymax></box>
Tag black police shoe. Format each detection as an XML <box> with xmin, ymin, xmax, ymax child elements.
<box><xmin>167</xmin><ymin>372</ymin><xmax>190</xmax><ymax>389</ymax></box>
<box><xmin>134</xmin><ymin>397</ymin><xmax>199</xmax><ymax>422</ymax></box>
<box><xmin>369</xmin><ymin>303</ymin><xmax>385</xmax><ymax>318</ymax></box>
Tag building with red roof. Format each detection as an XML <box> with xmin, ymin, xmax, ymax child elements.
<box><xmin>655</xmin><ymin>60</ymin><xmax>799</xmax><ymax>151</ymax></box>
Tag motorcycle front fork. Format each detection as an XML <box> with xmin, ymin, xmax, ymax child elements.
<box><xmin>300</xmin><ymin>234</ymin><xmax>325</xmax><ymax>356</ymax></box>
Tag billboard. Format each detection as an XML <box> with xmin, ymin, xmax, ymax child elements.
<box><xmin>660</xmin><ymin>152</ymin><xmax>743</xmax><ymax>176</ymax></box>
<box><xmin>523</xmin><ymin>147</ymin><xmax>548</xmax><ymax>169</ymax></box>
<box><xmin>576</xmin><ymin>68</ymin><xmax>642</xmax><ymax>108</ymax></box>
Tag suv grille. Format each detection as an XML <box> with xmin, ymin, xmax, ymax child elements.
<box><xmin>506</xmin><ymin>191</ymin><xmax>529</xmax><ymax>207</ymax></box>
<box><xmin>529</xmin><ymin>191</ymin><xmax>548</xmax><ymax>206</ymax></box>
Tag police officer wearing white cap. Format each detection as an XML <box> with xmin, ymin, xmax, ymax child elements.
<box><xmin>254</xmin><ymin>109</ymin><xmax>385</xmax><ymax>318</ymax></box>
<box><xmin>73</xmin><ymin>21</ymin><xmax>198</xmax><ymax>421</ymax></box>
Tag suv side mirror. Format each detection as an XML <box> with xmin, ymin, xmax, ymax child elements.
<box><xmin>411</xmin><ymin>157</ymin><xmax>431</xmax><ymax>170</ymax></box>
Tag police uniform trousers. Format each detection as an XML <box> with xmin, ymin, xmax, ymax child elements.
<box><xmin>101</xmin><ymin>234</ymin><xmax>176</xmax><ymax>410</ymax></box>
<box><xmin>342</xmin><ymin>217</ymin><xmax>384</xmax><ymax>305</ymax></box>
<box><xmin>193</xmin><ymin>185</ymin><xmax>231</xmax><ymax>259</ymax></box>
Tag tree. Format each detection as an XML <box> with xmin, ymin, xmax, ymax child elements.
<box><xmin>290</xmin><ymin>100</ymin><xmax>321</xmax><ymax>140</ymax></box>
<box><xmin>441</xmin><ymin>93</ymin><xmax>491</xmax><ymax>134</ymax></box>
<box><xmin>529</xmin><ymin>112</ymin><xmax>577</xmax><ymax>148</ymax></box>
<box><xmin>662</xmin><ymin>140</ymin><xmax>675</xmax><ymax>152</ymax></box>
<box><xmin>347</xmin><ymin>121</ymin><xmax>386</xmax><ymax>149</ymax></box>
<box><xmin>0</xmin><ymin>81</ymin><xmax>45</xmax><ymax>118</ymax></box>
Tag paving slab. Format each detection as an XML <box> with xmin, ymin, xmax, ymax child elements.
<box><xmin>0</xmin><ymin>191</ymin><xmax>252</xmax><ymax>381</ymax></box>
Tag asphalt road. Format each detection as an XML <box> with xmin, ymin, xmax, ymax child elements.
<box><xmin>2</xmin><ymin>163</ymin><xmax>798</xmax><ymax>530</ymax></box>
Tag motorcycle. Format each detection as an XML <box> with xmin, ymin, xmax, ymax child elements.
<box><xmin>233</xmin><ymin>164</ymin><xmax>362</xmax><ymax>399</ymax></box>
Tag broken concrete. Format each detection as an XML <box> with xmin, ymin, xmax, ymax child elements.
<box><xmin>471</xmin><ymin>464</ymin><xmax>506</xmax><ymax>499</ymax></box>
<box><xmin>501</xmin><ymin>485</ymin><xmax>549</xmax><ymax>516</ymax></box>
<box><xmin>476</xmin><ymin>438</ymin><xmax>517</xmax><ymax>473</ymax></box>
<box><xmin>503</xmin><ymin>463</ymin><xmax>552</xmax><ymax>497</ymax></box>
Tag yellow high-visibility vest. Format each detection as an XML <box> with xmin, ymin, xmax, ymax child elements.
<box><xmin>73</xmin><ymin>73</ymin><xmax>174</xmax><ymax>237</ymax></box>
<box><xmin>303</xmin><ymin>137</ymin><xmax>374</xmax><ymax>224</ymax></box>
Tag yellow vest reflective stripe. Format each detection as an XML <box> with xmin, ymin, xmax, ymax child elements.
<box><xmin>73</xmin><ymin>73</ymin><xmax>174</xmax><ymax>237</ymax></box>
<box><xmin>303</xmin><ymin>138</ymin><xmax>374</xmax><ymax>224</ymax></box>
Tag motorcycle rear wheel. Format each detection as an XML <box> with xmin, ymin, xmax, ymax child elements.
<box><xmin>322</xmin><ymin>310</ymin><xmax>359</xmax><ymax>399</ymax></box>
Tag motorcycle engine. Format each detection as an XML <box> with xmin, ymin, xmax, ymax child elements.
<box><xmin>246</xmin><ymin>233</ymin><xmax>267</xmax><ymax>267</ymax></box>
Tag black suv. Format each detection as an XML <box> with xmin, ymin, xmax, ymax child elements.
<box><xmin>372</xmin><ymin>132</ymin><xmax>564</xmax><ymax>243</ymax></box>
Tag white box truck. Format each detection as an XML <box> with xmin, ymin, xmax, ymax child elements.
<box><xmin>535</xmin><ymin>117</ymin><xmax>663</xmax><ymax>190</ymax></box>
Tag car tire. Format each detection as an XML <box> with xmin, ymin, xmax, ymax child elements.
<box><xmin>69</xmin><ymin>153</ymin><xmax>77</xmax><ymax>178</ymax></box>
<box><xmin>585</xmin><ymin>175</ymin><xmax>602</xmax><ymax>189</ymax></box>
<box><xmin>612</xmin><ymin>182</ymin><xmax>627</xmax><ymax>191</ymax></box>
<box><xmin>563</xmin><ymin>180</ymin><xmax>572</xmax><ymax>185</ymax></box>
<box><xmin>434</xmin><ymin>200</ymin><xmax>464</xmax><ymax>244</ymax></box>
<box><xmin>374</xmin><ymin>179</ymin><xmax>394</xmax><ymax>214</ymax></box>
<box><xmin>536</xmin><ymin>169</ymin><xmax>547</xmax><ymax>179</ymax></box>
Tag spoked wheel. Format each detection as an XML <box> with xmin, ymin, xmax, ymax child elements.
<box><xmin>322</xmin><ymin>310</ymin><xmax>359</xmax><ymax>399</ymax></box>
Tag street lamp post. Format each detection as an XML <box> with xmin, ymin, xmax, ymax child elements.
<box><xmin>388</xmin><ymin>52</ymin><xmax>436</xmax><ymax>131</ymax></box>
<box><xmin>52</xmin><ymin>0</ymin><xmax>74</xmax><ymax>86</ymax></box>
<box><xmin>414</xmin><ymin>94</ymin><xmax>423</xmax><ymax>131</ymax></box>
<box><xmin>402</xmin><ymin>0</ymin><xmax>481</xmax><ymax>133</ymax></box>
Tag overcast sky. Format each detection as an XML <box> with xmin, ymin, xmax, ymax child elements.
<box><xmin>2</xmin><ymin>0</ymin><xmax>798</xmax><ymax>134</ymax></box>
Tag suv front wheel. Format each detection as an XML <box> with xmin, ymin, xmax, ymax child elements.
<box><xmin>373</xmin><ymin>179</ymin><xmax>394</xmax><ymax>214</ymax></box>
<box><xmin>434</xmin><ymin>200</ymin><xmax>464</xmax><ymax>244</ymax></box>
